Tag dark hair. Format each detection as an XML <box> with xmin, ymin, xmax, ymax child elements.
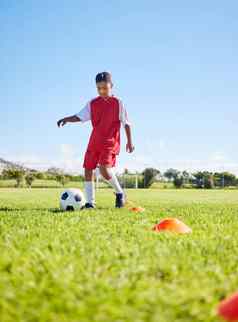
<box><xmin>95</xmin><ymin>72</ymin><xmax>112</xmax><ymax>84</ymax></box>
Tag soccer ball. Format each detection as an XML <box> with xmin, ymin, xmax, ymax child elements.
<box><xmin>60</xmin><ymin>188</ymin><xmax>86</xmax><ymax>211</ymax></box>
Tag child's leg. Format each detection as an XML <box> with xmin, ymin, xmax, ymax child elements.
<box><xmin>99</xmin><ymin>166</ymin><xmax>123</xmax><ymax>194</ymax></box>
<box><xmin>99</xmin><ymin>152</ymin><xmax>125</xmax><ymax>207</ymax></box>
<box><xmin>84</xmin><ymin>168</ymin><xmax>95</xmax><ymax>206</ymax></box>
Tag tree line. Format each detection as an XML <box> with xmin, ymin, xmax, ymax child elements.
<box><xmin>0</xmin><ymin>167</ymin><xmax>84</xmax><ymax>188</ymax></box>
<box><xmin>119</xmin><ymin>168</ymin><xmax>238</xmax><ymax>189</ymax></box>
<box><xmin>0</xmin><ymin>166</ymin><xmax>238</xmax><ymax>189</ymax></box>
<box><xmin>147</xmin><ymin>168</ymin><xmax>238</xmax><ymax>189</ymax></box>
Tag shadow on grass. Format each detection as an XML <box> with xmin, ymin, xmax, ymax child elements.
<box><xmin>49</xmin><ymin>208</ymin><xmax>65</xmax><ymax>213</ymax></box>
<box><xmin>0</xmin><ymin>207</ymin><xmax>64</xmax><ymax>213</ymax></box>
<box><xmin>0</xmin><ymin>206</ymin><xmax>106</xmax><ymax>213</ymax></box>
<box><xmin>0</xmin><ymin>207</ymin><xmax>22</xmax><ymax>212</ymax></box>
<box><xmin>49</xmin><ymin>207</ymin><xmax>106</xmax><ymax>213</ymax></box>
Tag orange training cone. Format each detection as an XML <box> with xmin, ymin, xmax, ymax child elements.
<box><xmin>218</xmin><ymin>292</ymin><xmax>238</xmax><ymax>321</ymax></box>
<box><xmin>129</xmin><ymin>206</ymin><xmax>145</xmax><ymax>213</ymax></box>
<box><xmin>153</xmin><ymin>218</ymin><xmax>192</xmax><ymax>234</ymax></box>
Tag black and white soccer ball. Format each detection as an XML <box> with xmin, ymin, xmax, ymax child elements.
<box><xmin>60</xmin><ymin>188</ymin><xmax>86</xmax><ymax>211</ymax></box>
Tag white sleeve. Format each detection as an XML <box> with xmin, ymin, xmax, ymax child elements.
<box><xmin>75</xmin><ymin>101</ymin><xmax>91</xmax><ymax>123</ymax></box>
<box><xmin>119</xmin><ymin>100</ymin><xmax>130</xmax><ymax>127</ymax></box>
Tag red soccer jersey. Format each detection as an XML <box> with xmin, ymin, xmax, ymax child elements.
<box><xmin>88</xmin><ymin>96</ymin><xmax>121</xmax><ymax>154</ymax></box>
<box><xmin>76</xmin><ymin>96</ymin><xmax>129</xmax><ymax>155</ymax></box>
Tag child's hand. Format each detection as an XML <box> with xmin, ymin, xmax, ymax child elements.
<box><xmin>57</xmin><ymin>118</ymin><xmax>67</xmax><ymax>127</ymax></box>
<box><xmin>126</xmin><ymin>142</ymin><xmax>135</xmax><ymax>153</ymax></box>
<box><xmin>57</xmin><ymin>115</ymin><xmax>80</xmax><ymax>127</ymax></box>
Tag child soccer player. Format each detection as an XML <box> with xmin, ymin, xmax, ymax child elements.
<box><xmin>57</xmin><ymin>72</ymin><xmax>134</xmax><ymax>208</ymax></box>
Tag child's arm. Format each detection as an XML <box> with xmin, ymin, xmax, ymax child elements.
<box><xmin>57</xmin><ymin>115</ymin><xmax>80</xmax><ymax>127</ymax></box>
<box><xmin>119</xmin><ymin>100</ymin><xmax>134</xmax><ymax>153</ymax></box>
<box><xmin>125</xmin><ymin>124</ymin><xmax>134</xmax><ymax>153</ymax></box>
<box><xmin>57</xmin><ymin>102</ymin><xmax>91</xmax><ymax>127</ymax></box>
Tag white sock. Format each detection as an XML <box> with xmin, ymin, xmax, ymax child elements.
<box><xmin>107</xmin><ymin>170</ymin><xmax>123</xmax><ymax>194</ymax></box>
<box><xmin>84</xmin><ymin>181</ymin><xmax>95</xmax><ymax>204</ymax></box>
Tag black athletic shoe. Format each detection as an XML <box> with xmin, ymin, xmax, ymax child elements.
<box><xmin>115</xmin><ymin>193</ymin><xmax>125</xmax><ymax>208</ymax></box>
<box><xmin>84</xmin><ymin>203</ymin><xmax>95</xmax><ymax>209</ymax></box>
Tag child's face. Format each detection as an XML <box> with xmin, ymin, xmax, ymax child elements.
<box><xmin>96</xmin><ymin>81</ymin><xmax>112</xmax><ymax>97</ymax></box>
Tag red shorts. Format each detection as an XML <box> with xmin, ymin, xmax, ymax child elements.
<box><xmin>83</xmin><ymin>150</ymin><xmax>117</xmax><ymax>169</ymax></box>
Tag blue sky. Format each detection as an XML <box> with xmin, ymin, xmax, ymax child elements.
<box><xmin>1</xmin><ymin>1</ymin><xmax>238</xmax><ymax>173</ymax></box>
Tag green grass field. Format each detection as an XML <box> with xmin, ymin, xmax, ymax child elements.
<box><xmin>0</xmin><ymin>188</ymin><xmax>238</xmax><ymax>322</ymax></box>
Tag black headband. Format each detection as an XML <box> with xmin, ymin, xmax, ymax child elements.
<box><xmin>95</xmin><ymin>72</ymin><xmax>112</xmax><ymax>83</ymax></box>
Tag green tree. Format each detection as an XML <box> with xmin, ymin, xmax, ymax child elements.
<box><xmin>123</xmin><ymin>168</ymin><xmax>130</xmax><ymax>175</ymax></box>
<box><xmin>25</xmin><ymin>173</ymin><xmax>35</xmax><ymax>188</ymax></box>
<box><xmin>173</xmin><ymin>175</ymin><xmax>184</xmax><ymax>188</ymax></box>
<box><xmin>56</xmin><ymin>174</ymin><xmax>69</xmax><ymax>187</ymax></box>
<box><xmin>192</xmin><ymin>171</ymin><xmax>204</xmax><ymax>188</ymax></box>
<box><xmin>35</xmin><ymin>172</ymin><xmax>45</xmax><ymax>180</ymax></box>
<box><xmin>182</xmin><ymin>171</ymin><xmax>191</xmax><ymax>184</ymax></box>
<box><xmin>3</xmin><ymin>167</ymin><xmax>25</xmax><ymax>187</ymax></box>
<box><xmin>214</xmin><ymin>172</ymin><xmax>237</xmax><ymax>187</ymax></box>
<box><xmin>193</xmin><ymin>171</ymin><xmax>214</xmax><ymax>189</ymax></box>
<box><xmin>164</xmin><ymin>168</ymin><xmax>179</xmax><ymax>181</ymax></box>
<box><xmin>204</xmin><ymin>175</ymin><xmax>214</xmax><ymax>189</ymax></box>
<box><xmin>142</xmin><ymin>168</ymin><xmax>160</xmax><ymax>188</ymax></box>
<box><xmin>47</xmin><ymin>167</ymin><xmax>63</xmax><ymax>180</ymax></box>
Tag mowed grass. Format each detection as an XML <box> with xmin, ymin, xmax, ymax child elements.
<box><xmin>0</xmin><ymin>189</ymin><xmax>238</xmax><ymax>322</ymax></box>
